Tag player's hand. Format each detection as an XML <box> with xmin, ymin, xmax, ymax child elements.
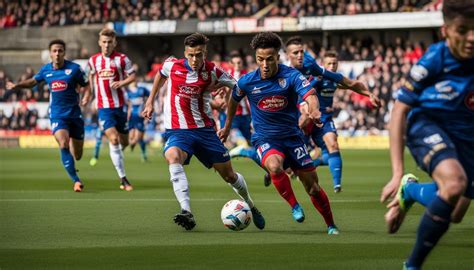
<box><xmin>6</xmin><ymin>81</ymin><xmax>16</xmax><ymax>90</ymax></box>
<box><xmin>217</xmin><ymin>126</ymin><xmax>230</xmax><ymax>143</ymax></box>
<box><xmin>142</xmin><ymin>102</ymin><xmax>154</xmax><ymax>120</ymax></box>
<box><xmin>308</xmin><ymin>110</ymin><xmax>323</xmax><ymax>128</ymax></box>
<box><xmin>369</xmin><ymin>93</ymin><xmax>382</xmax><ymax>108</ymax></box>
<box><xmin>380</xmin><ymin>175</ymin><xmax>402</xmax><ymax>203</ymax></box>
<box><xmin>111</xmin><ymin>81</ymin><xmax>123</xmax><ymax>90</ymax></box>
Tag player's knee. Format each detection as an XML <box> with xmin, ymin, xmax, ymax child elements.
<box><xmin>266</xmin><ymin>164</ymin><xmax>283</xmax><ymax>175</ymax></box>
<box><xmin>327</xmin><ymin>141</ymin><xmax>339</xmax><ymax>151</ymax></box>
<box><xmin>442</xmin><ymin>174</ymin><xmax>467</xmax><ymax>200</ymax></box>
<box><xmin>57</xmin><ymin>140</ymin><xmax>69</xmax><ymax>149</ymax></box>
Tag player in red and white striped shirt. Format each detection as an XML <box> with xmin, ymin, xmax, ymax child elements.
<box><xmin>142</xmin><ymin>33</ymin><xmax>265</xmax><ymax>231</ymax></box>
<box><xmin>88</xmin><ymin>28</ymin><xmax>136</xmax><ymax>191</ymax></box>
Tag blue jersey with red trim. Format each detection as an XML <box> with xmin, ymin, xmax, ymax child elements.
<box><xmin>34</xmin><ymin>60</ymin><xmax>88</xmax><ymax>119</ymax></box>
<box><xmin>396</xmin><ymin>41</ymin><xmax>474</xmax><ymax>141</ymax></box>
<box><xmin>232</xmin><ymin>64</ymin><xmax>314</xmax><ymax>140</ymax></box>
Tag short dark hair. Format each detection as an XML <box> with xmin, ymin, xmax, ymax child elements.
<box><xmin>49</xmin><ymin>39</ymin><xmax>66</xmax><ymax>50</ymax></box>
<box><xmin>443</xmin><ymin>0</ymin><xmax>474</xmax><ymax>23</ymax></box>
<box><xmin>324</xmin><ymin>51</ymin><xmax>338</xmax><ymax>59</ymax></box>
<box><xmin>285</xmin><ymin>36</ymin><xmax>303</xmax><ymax>47</ymax></box>
<box><xmin>184</xmin><ymin>33</ymin><xmax>209</xmax><ymax>47</ymax></box>
<box><xmin>230</xmin><ymin>52</ymin><xmax>242</xmax><ymax>60</ymax></box>
<box><xmin>250</xmin><ymin>32</ymin><xmax>282</xmax><ymax>51</ymax></box>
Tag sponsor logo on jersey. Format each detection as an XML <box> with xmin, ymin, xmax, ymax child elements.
<box><xmin>98</xmin><ymin>69</ymin><xmax>115</xmax><ymax>78</ymax></box>
<box><xmin>46</xmin><ymin>73</ymin><xmax>53</xmax><ymax>77</ymax></box>
<box><xmin>435</xmin><ymin>81</ymin><xmax>453</xmax><ymax>93</ymax></box>
<box><xmin>410</xmin><ymin>64</ymin><xmax>428</xmax><ymax>82</ymax></box>
<box><xmin>65</xmin><ymin>69</ymin><xmax>72</xmax><ymax>75</ymax></box>
<box><xmin>175</xmin><ymin>70</ymin><xmax>183</xmax><ymax>75</ymax></box>
<box><xmin>465</xmin><ymin>91</ymin><xmax>474</xmax><ymax>110</ymax></box>
<box><xmin>178</xmin><ymin>85</ymin><xmax>201</xmax><ymax>97</ymax></box>
<box><xmin>278</xmin><ymin>78</ymin><xmax>287</xmax><ymax>88</ymax></box>
<box><xmin>423</xmin><ymin>133</ymin><xmax>443</xmax><ymax>145</ymax></box>
<box><xmin>50</xmin><ymin>80</ymin><xmax>68</xmax><ymax>91</ymax></box>
<box><xmin>257</xmin><ymin>95</ymin><xmax>288</xmax><ymax>112</ymax></box>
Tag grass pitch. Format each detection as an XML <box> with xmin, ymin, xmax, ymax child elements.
<box><xmin>1</xmin><ymin>148</ymin><xmax>473</xmax><ymax>269</ymax></box>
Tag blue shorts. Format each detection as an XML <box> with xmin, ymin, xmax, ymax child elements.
<box><xmin>407</xmin><ymin>115</ymin><xmax>474</xmax><ymax>199</ymax></box>
<box><xmin>98</xmin><ymin>108</ymin><xmax>128</xmax><ymax>134</ymax></box>
<box><xmin>163</xmin><ymin>127</ymin><xmax>230</xmax><ymax>168</ymax></box>
<box><xmin>51</xmin><ymin>118</ymin><xmax>84</xmax><ymax>140</ymax></box>
<box><xmin>254</xmin><ymin>135</ymin><xmax>315</xmax><ymax>172</ymax></box>
<box><xmin>129</xmin><ymin>115</ymin><xmax>145</xmax><ymax>132</ymax></box>
<box><xmin>231</xmin><ymin>115</ymin><xmax>252</xmax><ymax>142</ymax></box>
<box><xmin>310</xmin><ymin>118</ymin><xmax>336</xmax><ymax>149</ymax></box>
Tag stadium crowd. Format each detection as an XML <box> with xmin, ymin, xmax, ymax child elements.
<box><xmin>1</xmin><ymin>0</ymin><xmax>440</xmax><ymax>28</ymax></box>
<box><xmin>0</xmin><ymin>35</ymin><xmax>423</xmax><ymax>134</ymax></box>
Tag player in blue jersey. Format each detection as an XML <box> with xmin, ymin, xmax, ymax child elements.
<box><xmin>127</xmin><ymin>81</ymin><xmax>150</xmax><ymax>162</ymax></box>
<box><xmin>7</xmin><ymin>39</ymin><xmax>91</xmax><ymax>192</ymax></box>
<box><xmin>298</xmin><ymin>51</ymin><xmax>380</xmax><ymax>192</ymax></box>
<box><xmin>219</xmin><ymin>32</ymin><xmax>339</xmax><ymax>234</ymax></box>
<box><xmin>285</xmin><ymin>37</ymin><xmax>380</xmax><ymax>193</ymax></box>
<box><xmin>380</xmin><ymin>1</ymin><xmax>474</xmax><ymax>268</ymax></box>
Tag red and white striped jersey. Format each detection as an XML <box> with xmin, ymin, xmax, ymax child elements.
<box><xmin>161</xmin><ymin>58</ymin><xmax>236</xmax><ymax>129</ymax></box>
<box><xmin>88</xmin><ymin>51</ymin><xmax>134</xmax><ymax>109</ymax></box>
<box><xmin>229</xmin><ymin>68</ymin><xmax>250</xmax><ymax>116</ymax></box>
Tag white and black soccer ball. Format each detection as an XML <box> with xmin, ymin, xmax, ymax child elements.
<box><xmin>221</xmin><ymin>199</ymin><xmax>252</xmax><ymax>231</ymax></box>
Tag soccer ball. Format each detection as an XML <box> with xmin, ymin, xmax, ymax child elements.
<box><xmin>221</xmin><ymin>199</ymin><xmax>252</xmax><ymax>231</ymax></box>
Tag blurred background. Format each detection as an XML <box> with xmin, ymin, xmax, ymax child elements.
<box><xmin>0</xmin><ymin>0</ymin><xmax>444</xmax><ymax>148</ymax></box>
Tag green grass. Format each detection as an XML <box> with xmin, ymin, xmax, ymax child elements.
<box><xmin>1</xmin><ymin>148</ymin><xmax>473</xmax><ymax>269</ymax></box>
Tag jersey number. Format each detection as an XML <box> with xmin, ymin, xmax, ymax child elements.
<box><xmin>294</xmin><ymin>146</ymin><xmax>308</xmax><ymax>159</ymax></box>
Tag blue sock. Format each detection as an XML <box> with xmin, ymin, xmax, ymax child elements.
<box><xmin>406</xmin><ymin>196</ymin><xmax>453</xmax><ymax>268</ymax></box>
<box><xmin>60</xmin><ymin>148</ymin><xmax>80</xmax><ymax>183</ymax></box>
<box><xmin>139</xmin><ymin>139</ymin><xmax>147</xmax><ymax>158</ymax></box>
<box><xmin>404</xmin><ymin>181</ymin><xmax>438</xmax><ymax>207</ymax></box>
<box><xmin>313</xmin><ymin>148</ymin><xmax>329</xmax><ymax>167</ymax></box>
<box><xmin>328</xmin><ymin>151</ymin><xmax>342</xmax><ymax>187</ymax></box>
<box><xmin>93</xmin><ymin>135</ymin><xmax>102</xmax><ymax>159</ymax></box>
<box><xmin>247</xmin><ymin>148</ymin><xmax>261</xmax><ymax>166</ymax></box>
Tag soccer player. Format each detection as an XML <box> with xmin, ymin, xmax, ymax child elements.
<box><xmin>299</xmin><ymin>51</ymin><xmax>380</xmax><ymax>192</ymax></box>
<box><xmin>142</xmin><ymin>33</ymin><xmax>265</xmax><ymax>231</ymax></box>
<box><xmin>219</xmin><ymin>32</ymin><xmax>339</xmax><ymax>234</ymax></box>
<box><xmin>127</xmin><ymin>81</ymin><xmax>150</xmax><ymax>162</ymax></box>
<box><xmin>6</xmin><ymin>39</ymin><xmax>91</xmax><ymax>192</ymax></box>
<box><xmin>380</xmin><ymin>1</ymin><xmax>474</xmax><ymax>268</ymax></box>
<box><xmin>88</xmin><ymin>28</ymin><xmax>135</xmax><ymax>191</ymax></box>
<box><xmin>286</xmin><ymin>37</ymin><xmax>380</xmax><ymax>193</ymax></box>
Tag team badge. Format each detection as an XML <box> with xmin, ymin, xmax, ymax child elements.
<box><xmin>278</xmin><ymin>78</ymin><xmax>287</xmax><ymax>88</ymax></box>
<box><xmin>65</xmin><ymin>69</ymin><xmax>72</xmax><ymax>75</ymax></box>
<box><xmin>201</xmin><ymin>71</ymin><xmax>209</xmax><ymax>80</ymax></box>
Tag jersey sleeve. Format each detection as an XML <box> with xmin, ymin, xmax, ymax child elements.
<box><xmin>212</xmin><ymin>66</ymin><xmax>237</xmax><ymax>89</ymax></box>
<box><xmin>159</xmin><ymin>60</ymin><xmax>175</xmax><ymax>78</ymax></box>
<box><xmin>292</xmin><ymin>71</ymin><xmax>315</xmax><ymax>100</ymax></box>
<box><xmin>122</xmin><ymin>56</ymin><xmax>135</xmax><ymax>75</ymax></box>
<box><xmin>397</xmin><ymin>45</ymin><xmax>440</xmax><ymax>106</ymax></box>
<box><xmin>88</xmin><ymin>57</ymin><xmax>96</xmax><ymax>75</ymax></box>
<box><xmin>75</xmin><ymin>66</ymin><xmax>88</xmax><ymax>87</ymax></box>
<box><xmin>33</xmin><ymin>66</ymin><xmax>45</xmax><ymax>82</ymax></box>
<box><xmin>305</xmin><ymin>51</ymin><xmax>343</xmax><ymax>83</ymax></box>
<box><xmin>231</xmin><ymin>79</ymin><xmax>246</xmax><ymax>102</ymax></box>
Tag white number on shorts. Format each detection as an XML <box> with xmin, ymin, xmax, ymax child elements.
<box><xmin>294</xmin><ymin>146</ymin><xmax>308</xmax><ymax>159</ymax></box>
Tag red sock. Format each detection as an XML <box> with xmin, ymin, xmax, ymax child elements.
<box><xmin>271</xmin><ymin>171</ymin><xmax>298</xmax><ymax>208</ymax></box>
<box><xmin>310</xmin><ymin>187</ymin><xmax>335</xmax><ymax>227</ymax></box>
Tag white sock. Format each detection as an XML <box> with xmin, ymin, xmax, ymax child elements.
<box><xmin>229</xmin><ymin>172</ymin><xmax>254</xmax><ymax>208</ymax></box>
<box><xmin>169</xmin><ymin>163</ymin><xmax>191</xmax><ymax>212</ymax></box>
<box><xmin>109</xmin><ymin>143</ymin><xmax>126</xmax><ymax>178</ymax></box>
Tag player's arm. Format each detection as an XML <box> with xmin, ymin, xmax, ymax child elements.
<box><xmin>111</xmin><ymin>72</ymin><xmax>136</xmax><ymax>90</ymax></box>
<box><xmin>304</xmin><ymin>93</ymin><xmax>322</xmax><ymax>127</ymax></box>
<box><xmin>80</xmin><ymin>84</ymin><xmax>92</xmax><ymax>106</ymax></box>
<box><xmin>218</xmin><ymin>95</ymin><xmax>238</xmax><ymax>143</ymax></box>
<box><xmin>298</xmin><ymin>102</ymin><xmax>311</xmax><ymax>130</ymax></box>
<box><xmin>142</xmin><ymin>70</ymin><xmax>167</xmax><ymax>120</ymax></box>
<box><xmin>6</xmin><ymin>78</ymin><xmax>38</xmax><ymax>90</ymax></box>
<box><xmin>338</xmin><ymin>78</ymin><xmax>381</xmax><ymax>108</ymax></box>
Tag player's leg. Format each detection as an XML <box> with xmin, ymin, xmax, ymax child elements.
<box><xmin>297</xmin><ymin>169</ymin><xmax>338</xmax><ymax>234</ymax></box>
<box><xmin>128</xmin><ymin>128</ymin><xmax>138</xmax><ymax>151</ymax></box>
<box><xmin>322</xmin><ymin>121</ymin><xmax>343</xmax><ymax>192</ymax></box>
<box><xmin>163</xmin><ymin>130</ymin><xmax>196</xmax><ymax>230</ymax></box>
<box><xmin>68</xmin><ymin>118</ymin><xmax>85</xmax><ymax>161</ymax></box>
<box><xmin>260</xmin><ymin>146</ymin><xmax>303</xmax><ymax>222</ymax></box>
<box><xmin>52</xmin><ymin>120</ymin><xmax>82</xmax><ymax>191</ymax></box>
<box><xmin>405</xmin><ymin>158</ymin><xmax>467</xmax><ymax>269</ymax></box>
<box><xmin>90</xmin><ymin>128</ymin><xmax>103</xmax><ymax>166</ymax></box>
<box><xmin>212</xmin><ymin>161</ymin><xmax>265</xmax><ymax>230</ymax></box>
<box><xmin>135</xmin><ymin>119</ymin><xmax>147</xmax><ymax>161</ymax></box>
<box><xmin>311</xmin><ymin>127</ymin><xmax>329</xmax><ymax>167</ymax></box>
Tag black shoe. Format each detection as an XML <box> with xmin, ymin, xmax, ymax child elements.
<box><xmin>264</xmin><ymin>173</ymin><xmax>271</xmax><ymax>187</ymax></box>
<box><xmin>120</xmin><ymin>177</ymin><xmax>133</xmax><ymax>191</ymax></box>
<box><xmin>174</xmin><ymin>210</ymin><xmax>196</xmax><ymax>230</ymax></box>
<box><xmin>250</xmin><ymin>206</ymin><xmax>265</xmax><ymax>230</ymax></box>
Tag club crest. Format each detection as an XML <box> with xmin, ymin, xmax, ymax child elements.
<box><xmin>65</xmin><ymin>69</ymin><xmax>72</xmax><ymax>75</ymax></box>
<box><xmin>201</xmin><ymin>71</ymin><xmax>209</xmax><ymax>81</ymax></box>
<box><xmin>278</xmin><ymin>78</ymin><xmax>287</xmax><ymax>88</ymax></box>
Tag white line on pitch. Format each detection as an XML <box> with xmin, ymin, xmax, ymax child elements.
<box><xmin>0</xmin><ymin>198</ymin><xmax>375</xmax><ymax>203</ymax></box>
